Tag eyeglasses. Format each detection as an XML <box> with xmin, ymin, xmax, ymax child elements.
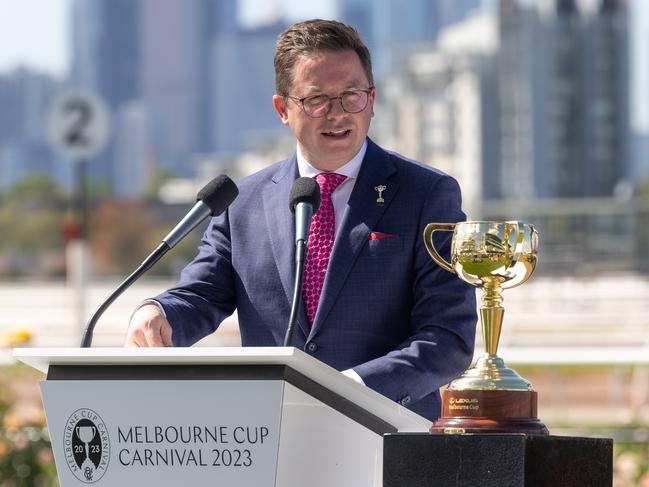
<box><xmin>287</xmin><ymin>88</ymin><xmax>374</xmax><ymax>118</ymax></box>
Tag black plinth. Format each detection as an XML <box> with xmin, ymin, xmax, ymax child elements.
<box><xmin>384</xmin><ymin>433</ymin><xmax>612</xmax><ymax>487</ymax></box>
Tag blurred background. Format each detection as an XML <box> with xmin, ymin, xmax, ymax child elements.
<box><xmin>0</xmin><ymin>0</ymin><xmax>647</xmax><ymax>485</ymax></box>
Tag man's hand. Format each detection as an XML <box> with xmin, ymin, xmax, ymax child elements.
<box><xmin>125</xmin><ymin>304</ymin><xmax>173</xmax><ymax>347</ymax></box>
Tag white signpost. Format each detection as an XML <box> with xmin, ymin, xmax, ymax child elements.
<box><xmin>46</xmin><ymin>90</ymin><xmax>112</xmax><ymax>336</ymax></box>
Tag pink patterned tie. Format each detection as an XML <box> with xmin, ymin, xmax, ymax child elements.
<box><xmin>302</xmin><ymin>172</ymin><xmax>347</xmax><ymax>326</ymax></box>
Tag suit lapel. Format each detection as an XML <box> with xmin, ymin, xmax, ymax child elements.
<box><xmin>263</xmin><ymin>157</ymin><xmax>310</xmax><ymax>339</ymax></box>
<box><xmin>310</xmin><ymin>140</ymin><xmax>398</xmax><ymax>336</ymax></box>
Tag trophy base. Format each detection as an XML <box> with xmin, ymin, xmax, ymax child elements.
<box><xmin>430</xmin><ymin>389</ymin><xmax>549</xmax><ymax>435</ymax></box>
<box><xmin>431</xmin><ymin>417</ymin><xmax>549</xmax><ymax>435</ymax></box>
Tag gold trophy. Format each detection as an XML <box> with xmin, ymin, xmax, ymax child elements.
<box><xmin>424</xmin><ymin>221</ymin><xmax>548</xmax><ymax>435</ymax></box>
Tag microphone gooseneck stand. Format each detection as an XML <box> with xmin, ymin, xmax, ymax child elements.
<box><xmin>80</xmin><ymin>243</ymin><xmax>169</xmax><ymax>347</ymax></box>
<box><xmin>284</xmin><ymin>238</ymin><xmax>307</xmax><ymax>346</ymax></box>
<box><xmin>79</xmin><ymin>175</ymin><xmax>239</xmax><ymax>348</ymax></box>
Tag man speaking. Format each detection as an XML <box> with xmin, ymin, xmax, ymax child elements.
<box><xmin>126</xmin><ymin>19</ymin><xmax>477</xmax><ymax>421</ymax></box>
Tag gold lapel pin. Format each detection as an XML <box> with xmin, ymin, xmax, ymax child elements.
<box><xmin>374</xmin><ymin>185</ymin><xmax>387</xmax><ymax>205</ymax></box>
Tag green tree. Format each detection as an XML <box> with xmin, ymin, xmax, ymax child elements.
<box><xmin>2</xmin><ymin>174</ymin><xmax>67</xmax><ymax>210</ymax></box>
<box><xmin>146</xmin><ymin>168</ymin><xmax>174</xmax><ymax>201</ymax></box>
<box><xmin>0</xmin><ymin>176</ymin><xmax>68</xmax><ymax>275</ymax></box>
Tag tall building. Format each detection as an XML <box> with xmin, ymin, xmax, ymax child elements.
<box><xmin>339</xmin><ymin>0</ymin><xmax>481</xmax><ymax>80</ymax></box>
<box><xmin>138</xmin><ymin>0</ymin><xmax>236</xmax><ymax>173</ymax></box>
<box><xmin>378</xmin><ymin>10</ymin><xmax>498</xmax><ymax>207</ymax></box>
<box><xmin>70</xmin><ymin>0</ymin><xmax>140</xmax><ymax>185</ymax></box>
<box><xmin>536</xmin><ymin>0</ymin><xmax>582</xmax><ymax>198</ymax></box>
<box><xmin>211</xmin><ymin>22</ymin><xmax>286</xmax><ymax>156</ymax></box>
<box><xmin>0</xmin><ymin>69</ymin><xmax>66</xmax><ymax>190</ymax></box>
<box><xmin>494</xmin><ymin>0</ymin><xmax>538</xmax><ymax>199</ymax></box>
<box><xmin>71</xmin><ymin>0</ymin><xmax>139</xmax><ymax>109</ymax></box>
<box><xmin>113</xmin><ymin>101</ymin><xmax>155</xmax><ymax>199</ymax></box>
<box><xmin>494</xmin><ymin>0</ymin><xmax>629</xmax><ymax>199</ymax></box>
<box><xmin>580</xmin><ymin>0</ymin><xmax>629</xmax><ymax>196</ymax></box>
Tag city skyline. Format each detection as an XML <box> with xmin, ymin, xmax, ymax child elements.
<box><xmin>0</xmin><ymin>0</ymin><xmax>646</xmax><ymax>129</ymax></box>
<box><xmin>0</xmin><ymin>1</ymin><xmax>642</xmax><ymax>187</ymax></box>
<box><xmin>0</xmin><ymin>0</ymin><xmax>646</xmax><ymax>279</ymax></box>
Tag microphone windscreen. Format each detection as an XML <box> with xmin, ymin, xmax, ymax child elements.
<box><xmin>197</xmin><ymin>175</ymin><xmax>239</xmax><ymax>216</ymax></box>
<box><xmin>289</xmin><ymin>177</ymin><xmax>321</xmax><ymax>213</ymax></box>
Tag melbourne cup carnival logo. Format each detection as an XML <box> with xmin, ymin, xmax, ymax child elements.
<box><xmin>63</xmin><ymin>409</ymin><xmax>110</xmax><ymax>483</ymax></box>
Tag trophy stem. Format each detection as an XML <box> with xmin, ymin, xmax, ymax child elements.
<box><xmin>481</xmin><ymin>279</ymin><xmax>504</xmax><ymax>356</ymax></box>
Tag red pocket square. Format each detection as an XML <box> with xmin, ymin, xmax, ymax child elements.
<box><xmin>369</xmin><ymin>231</ymin><xmax>396</xmax><ymax>240</ymax></box>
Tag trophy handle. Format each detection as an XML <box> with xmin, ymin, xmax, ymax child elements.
<box><xmin>506</xmin><ymin>221</ymin><xmax>525</xmax><ymax>266</ymax></box>
<box><xmin>423</xmin><ymin>223</ymin><xmax>455</xmax><ymax>273</ymax></box>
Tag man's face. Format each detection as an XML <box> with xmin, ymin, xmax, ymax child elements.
<box><xmin>273</xmin><ymin>50</ymin><xmax>375</xmax><ymax>172</ymax></box>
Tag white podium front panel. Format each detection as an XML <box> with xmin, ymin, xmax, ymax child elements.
<box><xmin>41</xmin><ymin>380</ymin><xmax>283</xmax><ymax>486</ymax></box>
<box><xmin>277</xmin><ymin>383</ymin><xmax>382</xmax><ymax>487</ymax></box>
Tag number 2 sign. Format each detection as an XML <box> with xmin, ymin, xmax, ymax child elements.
<box><xmin>47</xmin><ymin>90</ymin><xmax>111</xmax><ymax>161</ymax></box>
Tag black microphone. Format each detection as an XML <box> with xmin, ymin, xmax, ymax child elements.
<box><xmin>80</xmin><ymin>175</ymin><xmax>239</xmax><ymax>347</ymax></box>
<box><xmin>284</xmin><ymin>177</ymin><xmax>321</xmax><ymax>346</ymax></box>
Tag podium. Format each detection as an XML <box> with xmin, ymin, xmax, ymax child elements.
<box><xmin>14</xmin><ymin>347</ymin><xmax>430</xmax><ymax>486</ymax></box>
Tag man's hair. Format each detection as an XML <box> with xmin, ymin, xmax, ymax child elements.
<box><xmin>274</xmin><ymin>19</ymin><xmax>374</xmax><ymax>97</ymax></box>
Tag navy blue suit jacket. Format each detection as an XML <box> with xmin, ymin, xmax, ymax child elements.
<box><xmin>155</xmin><ymin>139</ymin><xmax>477</xmax><ymax>420</ymax></box>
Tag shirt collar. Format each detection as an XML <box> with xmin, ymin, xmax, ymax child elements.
<box><xmin>296</xmin><ymin>140</ymin><xmax>367</xmax><ymax>180</ymax></box>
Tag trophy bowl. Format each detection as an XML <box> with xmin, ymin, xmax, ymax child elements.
<box><xmin>424</xmin><ymin>221</ymin><xmax>548</xmax><ymax>435</ymax></box>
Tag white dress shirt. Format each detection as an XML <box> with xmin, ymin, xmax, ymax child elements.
<box><xmin>296</xmin><ymin>140</ymin><xmax>367</xmax><ymax>237</ymax></box>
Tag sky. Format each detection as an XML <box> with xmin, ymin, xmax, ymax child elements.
<box><xmin>239</xmin><ymin>0</ymin><xmax>335</xmax><ymax>28</ymax></box>
<box><xmin>0</xmin><ymin>0</ymin><xmax>70</xmax><ymax>76</ymax></box>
